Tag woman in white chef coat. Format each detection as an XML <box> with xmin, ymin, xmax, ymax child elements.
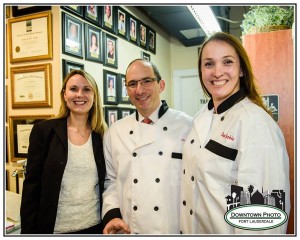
<box><xmin>180</xmin><ymin>32</ymin><xmax>290</xmax><ymax>234</ymax></box>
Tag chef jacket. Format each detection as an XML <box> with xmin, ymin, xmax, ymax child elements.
<box><xmin>102</xmin><ymin>100</ymin><xmax>192</xmax><ymax>234</ymax></box>
<box><xmin>180</xmin><ymin>89</ymin><xmax>290</xmax><ymax>234</ymax></box>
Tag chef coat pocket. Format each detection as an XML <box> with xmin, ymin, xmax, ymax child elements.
<box><xmin>171</xmin><ymin>152</ymin><xmax>182</xmax><ymax>159</ymax></box>
<box><xmin>205</xmin><ymin>139</ymin><xmax>237</xmax><ymax>161</ymax></box>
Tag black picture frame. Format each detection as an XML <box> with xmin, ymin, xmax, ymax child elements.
<box><xmin>103</xmin><ymin>70</ymin><xmax>118</xmax><ymax>105</ymax></box>
<box><xmin>12</xmin><ymin>6</ymin><xmax>51</xmax><ymax>17</ymax></box>
<box><xmin>84</xmin><ymin>5</ymin><xmax>101</xmax><ymax>26</ymax></box>
<box><xmin>128</xmin><ymin>14</ymin><xmax>139</xmax><ymax>45</ymax></box>
<box><xmin>85</xmin><ymin>24</ymin><xmax>103</xmax><ymax>63</ymax></box>
<box><xmin>103</xmin><ymin>33</ymin><xmax>118</xmax><ymax>69</ymax></box>
<box><xmin>102</xmin><ymin>5</ymin><xmax>115</xmax><ymax>33</ymax></box>
<box><xmin>62</xmin><ymin>12</ymin><xmax>84</xmax><ymax>59</ymax></box>
<box><xmin>105</xmin><ymin>107</ymin><xmax>119</xmax><ymax>127</ymax></box>
<box><xmin>117</xmin><ymin>74</ymin><xmax>131</xmax><ymax>104</ymax></box>
<box><xmin>139</xmin><ymin>22</ymin><xmax>148</xmax><ymax>49</ymax></box>
<box><xmin>148</xmin><ymin>27</ymin><xmax>156</xmax><ymax>54</ymax></box>
<box><xmin>118</xmin><ymin>107</ymin><xmax>134</xmax><ymax>120</ymax></box>
<box><xmin>61</xmin><ymin>6</ymin><xmax>84</xmax><ymax>18</ymax></box>
<box><xmin>141</xmin><ymin>51</ymin><xmax>151</xmax><ymax>61</ymax></box>
<box><xmin>62</xmin><ymin>59</ymin><xmax>84</xmax><ymax>80</ymax></box>
<box><xmin>116</xmin><ymin>7</ymin><xmax>128</xmax><ymax>40</ymax></box>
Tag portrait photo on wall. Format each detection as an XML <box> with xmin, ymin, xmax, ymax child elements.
<box><xmin>103</xmin><ymin>70</ymin><xmax>118</xmax><ymax>105</ymax></box>
<box><xmin>116</xmin><ymin>7</ymin><xmax>128</xmax><ymax>39</ymax></box>
<box><xmin>141</xmin><ymin>51</ymin><xmax>151</xmax><ymax>61</ymax></box>
<box><xmin>62</xmin><ymin>12</ymin><xmax>83</xmax><ymax>58</ymax></box>
<box><xmin>139</xmin><ymin>23</ymin><xmax>147</xmax><ymax>49</ymax></box>
<box><xmin>103</xmin><ymin>33</ymin><xmax>118</xmax><ymax>68</ymax></box>
<box><xmin>61</xmin><ymin>6</ymin><xmax>84</xmax><ymax>17</ymax></box>
<box><xmin>148</xmin><ymin>27</ymin><xmax>156</xmax><ymax>54</ymax></box>
<box><xmin>118</xmin><ymin>74</ymin><xmax>131</xmax><ymax>104</ymax></box>
<box><xmin>118</xmin><ymin>107</ymin><xmax>134</xmax><ymax>120</ymax></box>
<box><xmin>102</xmin><ymin>5</ymin><xmax>115</xmax><ymax>33</ymax></box>
<box><xmin>62</xmin><ymin>59</ymin><xmax>84</xmax><ymax>80</ymax></box>
<box><xmin>84</xmin><ymin>5</ymin><xmax>101</xmax><ymax>26</ymax></box>
<box><xmin>261</xmin><ymin>94</ymin><xmax>279</xmax><ymax>122</ymax></box>
<box><xmin>105</xmin><ymin>107</ymin><xmax>119</xmax><ymax>127</ymax></box>
<box><xmin>85</xmin><ymin>23</ymin><xmax>102</xmax><ymax>63</ymax></box>
<box><xmin>128</xmin><ymin>14</ymin><xmax>139</xmax><ymax>45</ymax></box>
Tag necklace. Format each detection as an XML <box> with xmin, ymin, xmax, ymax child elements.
<box><xmin>67</xmin><ymin>118</ymin><xmax>90</xmax><ymax>137</ymax></box>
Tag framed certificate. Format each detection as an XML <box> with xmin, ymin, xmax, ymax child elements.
<box><xmin>9</xmin><ymin>115</ymin><xmax>53</xmax><ymax>162</ymax></box>
<box><xmin>10</xmin><ymin>64</ymin><xmax>52</xmax><ymax>108</ymax></box>
<box><xmin>8</xmin><ymin>12</ymin><xmax>53</xmax><ymax>63</ymax></box>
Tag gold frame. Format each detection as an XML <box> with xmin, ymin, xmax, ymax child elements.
<box><xmin>8</xmin><ymin>12</ymin><xmax>53</xmax><ymax>63</ymax></box>
<box><xmin>10</xmin><ymin>63</ymin><xmax>52</xmax><ymax>108</ymax></box>
<box><xmin>9</xmin><ymin>115</ymin><xmax>53</xmax><ymax>162</ymax></box>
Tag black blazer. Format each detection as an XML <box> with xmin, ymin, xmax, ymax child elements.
<box><xmin>20</xmin><ymin>118</ymin><xmax>106</xmax><ymax>234</ymax></box>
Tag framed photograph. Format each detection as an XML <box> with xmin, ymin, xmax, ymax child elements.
<box><xmin>139</xmin><ymin>22</ymin><xmax>147</xmax><ymax>49</ymax></box>
<box><xmin>118</xmin><ymin>74</ymin><xmax>130</xmax><ymax>104</ymax></box>
<box><xmin>62</xmin><ymin>59</ymin><xmax>84</xmax><ymax>80</ymax></box>
<box><xmin>84</xmin><ymin>5</ymin><xmax>101</xmax><ymax>26</ymax></box>
<box><xmin>62</xmin><ymin>12</ymin><xmax>83</xmax><ymax>58</ymax></box>
<box><xmin>103</xmin><ymin>33</ymin><xmax>118</xmax><ymax>68</ymax></box>
<box><xmin>9</xmin><ymin>115</ymin><xmax>53</xmax><ymax>162</ymax></box>
<box><xmin>8</xmin><ymin>12</ymin><xmax>53</xmax><ymax>63</ymax></box>
<box><xmin>148</xmin><ymin>27</ymin><xmax>156</xmax><ymax>54</ymax></box>
<box><xmin>10</xmin><ymin>64</ymin><xmax>52</xmax><ymax>108</ymax></box>
<box><xmin>12</xmin><ymin>6</ymin><xmax>51</xmax><ymax>17</ymax></box>
<box><xmin>119</xmin><ymin>108</ymin><xmax>134</xmax><ymax>120</ymax></box>
<box><xmin>103</xmin><ymin>70</ymin><xmax>118</xmax><ymax>105</ymax></box>
<box><xmin>85</xmin><ymin>24</ymin><xmax>102</xmax><ymax>63</ymax></box>
<box><xmin>128</xmin><ymin>15</ymin><xmax>139</xmax><ymax>45</ymax></box>
<box><xmin>141</xmin><ymin>51</ymin><xmax>151</xmax><ymax>61</ymax></box>
<box><xmin>261</xmin><ymin>94</ymin><xmax>279</xmax><ymax>122</ymax></box>
<box><xmin>61</xmin><ymin>6</ymin><xmax>84</xmax><ymax>17</ymax></box>
<box><xmin>116</xmin><ymin>7</ymin><xmax>128</xmax><ymax>39</ymax></box>
<box><xmin>102</xmin><ymin>5</ymin><xmax>115</xmax><ymax>33</ymax></box>
<box><xmin>105</xmin><ymin>107</ymin><xmax>119</xmax><ymax>127</ymax></box>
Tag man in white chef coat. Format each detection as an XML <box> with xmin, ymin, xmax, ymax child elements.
<box><xmin>102</xmin><ymin>59</ymin><xmax>192</xmax><ymax>234</ymax></box>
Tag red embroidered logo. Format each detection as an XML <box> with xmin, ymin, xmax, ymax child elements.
<box><xmin>221</xmin><ymin>132</ymin><xmax>235</xmax><ymax>141</ymax></box>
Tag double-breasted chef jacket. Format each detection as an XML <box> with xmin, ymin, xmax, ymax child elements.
<box><xmin>180</xmin><ymin>89</ymin><xmax>290</xmax><ymax>234</ymax></box>
<box><xmin>102</xmin><ymin>100</ymin><xmax>192</xmax><ymax>234</ymax></box>
<box><xmin>20</xmin><ymin>118</ymin><xmax>106</xmax><ymax>234</ymax></box>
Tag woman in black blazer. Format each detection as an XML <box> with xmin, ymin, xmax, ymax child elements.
<box><xmin>20</xmin><ymin>70</ymin><xmax>107</xmax><ymax>234</ymax></box>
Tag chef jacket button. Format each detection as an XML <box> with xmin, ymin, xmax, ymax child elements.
<box><xmin>221</xmin><ymin>116</ymin><xmax>225</xmax><ymax>121</ymax></box>
<box><xmin>190</xmin><ymin>139</ymin><xmax>194</xmax><ymax>144</ymax></box>
<box><xmin>155</xmin><ymin>178</ymin><xmax>160</xmax><ymax>183</ymax></box>
<box><xmin>129</xmin><ymin>130</ymin><xmax>133</xmax><ymax>134</ymax></box>
<box><xmin>190</xmin><ymin>209</ymin><xmax>193</xmax><ymax>215</ymax></box>
<box><xmin>191</xmin><ymin>176</ymin><xmax>194</xmax><ymax>181</ymax></box>
<box><xmin>158</xmin><ymin>151</ymin><xmax>163</xmax><ymax>155</ymax></box>
<box><xmin>180</xmin><ymin>231</ymin><xmax>183</xmax><ymax>234</ymax></box>
<box><xmin>133</xmin><ymin>179</ymin><xmax>138</xmax><ymax>184</ymax></box>
<box><xmin>133</xmin><ymin>152</ymin><xmax>137</xmax><ymax>157</ymax></box>
<box><xmin>183</xmin><ymin>200</ymin><xmax>186</xmax><ymax>206</ymax></box>
<box><xmin>133</xmin><ymin>206</ymin><xmax>137</xmax><ymax>211</ymax></box>
<box><xmin>154</xmin><ymin>206</ymin><xmax>159</xmax><ymax>211</ymax></box>
<box><xmin>163</xmin><ymin>126</ymin><xmax>168</xmax><ymax>131</ymax></box>
<box><xmin>183</xmin><ymin>169</ymin><xmax>185</xmax><ymax>174</ymax></box>
<box><xmin>199</xmin><ymin>145</ymin><xmax>201</xmax><ymax>148</ymax></box>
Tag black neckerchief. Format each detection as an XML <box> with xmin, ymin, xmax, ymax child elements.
<box><xmin>135</xmin><ymin>100</ymin><xmax>169</xmax><ymax>121</ymax></box>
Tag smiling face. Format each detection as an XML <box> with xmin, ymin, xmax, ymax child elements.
<box><xmin>200</xmin><ymin>40</ymin><xmax>243</xmax><ymax>109</ymax></box>
<box><xmin>64</xmin><ymin>74</ymin><xmax>94</xmax><ymax>116</ymax></box>
<box><xmin>126</xmin><ymin>60</ymin><xmax>165</xmax><ymax>117</ymax></box>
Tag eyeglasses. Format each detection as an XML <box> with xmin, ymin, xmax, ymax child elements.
<box><xmin>125</xmin><ymin>78</ymin><xmax>157</xmax><ymax>89</ymax></box>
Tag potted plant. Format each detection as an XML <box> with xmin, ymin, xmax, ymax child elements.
<box><xmin>240</xmin><ymin>6</ymin><xmax>294</xmax><ymax>35</ymax></box>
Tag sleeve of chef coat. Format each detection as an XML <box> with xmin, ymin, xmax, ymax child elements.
<box><xmin>102</xmin><ymin>128</ymin><xmax>122</xmax><ymax>226</ymax></box>
<box><xmin>235</xmin><ymin>111</ymin><xmax>290</xmax><ymax>234</ymax></box>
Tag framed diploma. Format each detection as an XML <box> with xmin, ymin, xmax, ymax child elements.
<box><xmin>8</xmin><ymin>12</ymin><xmax>53</xmax><ymax>63</ymax></box>
<box><xmin>10</xmin><ymin>64</ymin><xmax>52</xmax><ymax>108</ymax></box>
<box><xmin>9</xmin><ymin>115</ymin><xmax>53</xmax><ymax>162</ymax></box>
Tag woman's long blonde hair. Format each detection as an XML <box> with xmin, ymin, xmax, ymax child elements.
<box><xmin>57</xmin><ymin>70</ymin><xmax>107</xmax><ymax>136</ymax></box>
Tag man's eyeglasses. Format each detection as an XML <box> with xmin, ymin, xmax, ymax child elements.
<box><xmin>125</xmin><ymin>78</ymin><xmax>157</xmax><ymax>89</ymax></box>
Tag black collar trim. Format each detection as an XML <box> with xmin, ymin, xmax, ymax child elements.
<box><xmin>208</xmin><ymin>88</ymin><xmax>247</xmax><ymax>114</ymax></box>
<box><xmin>135</xmin><ymin>100</ymin><xmax>169</xmax><ymax>121</ymax></box>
